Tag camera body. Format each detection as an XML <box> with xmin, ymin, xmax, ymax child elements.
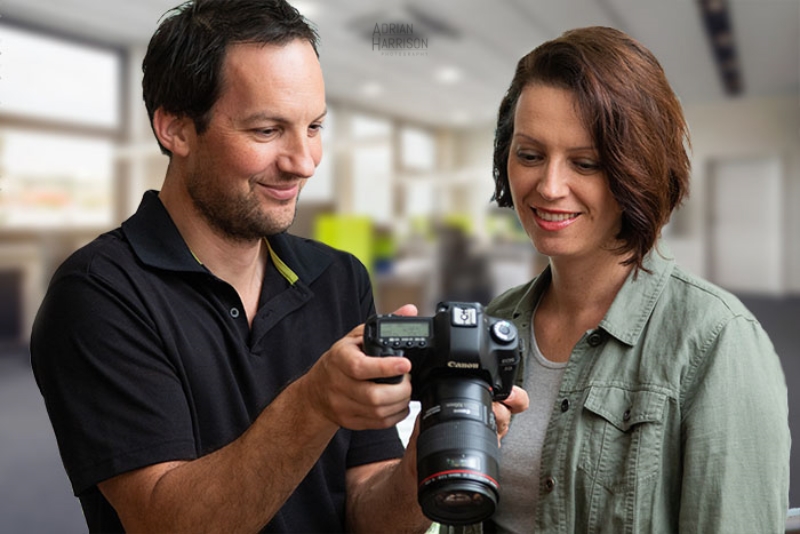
<box><xmin>364</xmin><ymin>301</ymin><xmax>521</xmax><ymax>526</ymax></box>
<box><xmin>363</xmin><ymin>301</ymin><xmax>520</xmax><ymax>399</ymax></box>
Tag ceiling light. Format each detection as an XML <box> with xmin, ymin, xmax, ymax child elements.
<box><xmin>360</xmin><ymin>82</ymin><xmax>384</xmax><ymax>97</ymax></box>
<box><xmin>291</xmin><ymin>1</ymin><xmax>321</xmax><ymax>19</ymax></box>
<box><xmin>435</xmin><ymin>66</ymin><xmax>463</xmax><ymax>85</ymax></box>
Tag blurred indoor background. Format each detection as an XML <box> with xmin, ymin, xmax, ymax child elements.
<box><xmin>0</xmin><ymin>0</ymin><xmax>798</xmax><ymax>531</ymax></box>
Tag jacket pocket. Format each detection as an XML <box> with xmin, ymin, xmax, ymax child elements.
<box><xmin>577</xmin><ymin>385</ymin><xmax>668</xmax><ymax>491</ymax></box>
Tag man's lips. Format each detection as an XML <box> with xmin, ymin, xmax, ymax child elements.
<box><xmin>258</xmin><ymin>182</ymin><xmax>299</xmax><ymax>201</ymax></box>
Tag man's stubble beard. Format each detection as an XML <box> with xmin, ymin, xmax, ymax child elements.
<box><xmin>187</xmin><ymin>174</ymin><xmax>300</xmax><ymax>244</ymax></box>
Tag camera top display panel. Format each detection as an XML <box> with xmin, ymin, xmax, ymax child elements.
<box><xmin>378</xmin><ymin>319</ymin><xmax>430</xmax><ymax>339</ymax></box>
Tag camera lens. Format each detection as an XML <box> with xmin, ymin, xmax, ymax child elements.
<box><xmin>416</xmin><ymin>377</ymin><xmax>500</xmax><ymax>526</ymax></box>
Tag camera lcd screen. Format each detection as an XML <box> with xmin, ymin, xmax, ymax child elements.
<box><xmin>380</xmin><ymin>320</ymin><xmax>430</xmax><ymax>338</ymax></box>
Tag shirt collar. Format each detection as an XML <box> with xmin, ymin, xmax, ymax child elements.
<box><xmin>497</xmin><ymin>244</ymin><xmax>675</xmax><ymax>348</ymax></box>
<box><xmin>121</xmin><ymin>190</ymin><xmax>328</xmax><ymax>285</ymax></box>
<box><xmin>600</xmin><ymin>244</ymin><xmax>674</xmax><ymax>346</ymax></box>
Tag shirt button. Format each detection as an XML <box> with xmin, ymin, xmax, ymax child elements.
<box><xmin>587</xmin><ymin>331</ymin><xmax>604</xmax><ymax>347</ymax></box>
<box><xmin>560</xmin><ymin>399</ymin><xmax>570</xmax><ymax>412</ymax></box>
<box><xmin>543</xmin><ymin>476</ymin><xmax>556</xmax><ymax>492</ymax></box>
<box><xmin>230</xmin><ymin>307</ymin><xmax>240</xmax><ymax>318</ymax></box>
<box><xmin>623</xmin><ymin>409</ymin><xmax>632</xmax><ymax>422</ymax></box>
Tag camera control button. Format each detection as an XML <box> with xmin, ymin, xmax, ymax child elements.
<box><xmin>491</xmin><ymin>321</ymin><xmax>516</xmax><ymax>344</ymax></box>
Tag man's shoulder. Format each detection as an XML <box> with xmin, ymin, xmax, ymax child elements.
<box><xmin>51</xmin><ymin>228</ymin><xmax>132</xmax><ymax>284</ymax></box>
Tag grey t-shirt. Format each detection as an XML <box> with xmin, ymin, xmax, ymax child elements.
<box><xmin>492</xmin><ymin>320</ymin><xmax>567</xmax><ymax>534</ymax></box>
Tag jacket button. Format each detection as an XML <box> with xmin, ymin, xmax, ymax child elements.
<box><xmin>587</xmin><ymin>331</ymin><xmax>604</xmax><ymax>346</ymax></box>
<box><xmin>230</xmin><ymin>307</ymin><xmax>240</xmax><ymax>318</ymax></box>
<box><xmin>544</xmin><ymin>476</ymin><xmax>556</xmax><ymax>492</ymax></box>
<box><xmin>623</xmin><ymin>409</ymin><xmax>632</xmax><ymax>422</ymax></box>
<box><xmin>560</xmin><ymin>399</ymin><xmax>570</xmax><ymax>412</ymax></box>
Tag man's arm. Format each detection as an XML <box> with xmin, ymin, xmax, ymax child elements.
<box><xmin>99</xmin><ymin>326</ymin><xmax>414</xmax><ymax>534</ymax></box>
<box><xmin>346</xmin><ymin>457</ymin><xmax>431</xmax><ymax>534</ymax></box>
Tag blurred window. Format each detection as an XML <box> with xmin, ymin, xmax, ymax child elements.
<box><xmin>353</xmin><ymin>143</ymin><xmax>393</xmax><ymax>224</ymax></box>
<box><xmin>351</xmin><ymin>113</ymin><xmax>391</xmax><ymax>139</ymax></box>
<box><xmin>0</xmin><ymin>24</ymin><xmax>120</xmax><ymax>128</ymax></box>
<box><xmin>0</xmin><ymin>129</ymin><xmax>115</xmax><ymax>228</ymax></box>
<box><xmin>0</xmin><ymin>23</ymin><xmax>121</xmax><ymax>229</ymax></box>
<box><xmin>400</xmin><ymin>126</ymin><xmax>436</xmax><ymax>172</ymax></box>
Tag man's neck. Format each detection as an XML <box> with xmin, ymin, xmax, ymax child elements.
<box><xmin>159</xmin><ymin>186</ymin><xmax>268</xmax><ymax>325</ymax></box>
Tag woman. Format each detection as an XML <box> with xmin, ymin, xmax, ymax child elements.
<box><xmin>485</xmin><ymin>26</ymin><xmax>790</xmax><ymax>533</ymax></box>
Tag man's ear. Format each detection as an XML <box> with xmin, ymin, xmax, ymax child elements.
<box><xmin>153</xmin><ymin>108</ymin><xmax>194</xmax><ymax>157</ymax></box>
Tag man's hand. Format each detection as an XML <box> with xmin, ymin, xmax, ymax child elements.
<box><xmin>304</xmin><ymin>305</ymin><xmax>419</xmax><ymax>431</ymax></box>
<box><xmin>493</xmin><ymin>385</ymin><xmax>529</xmax><ymax>445</ymax></box>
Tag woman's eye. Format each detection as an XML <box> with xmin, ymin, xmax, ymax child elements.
<box><xmin>575</xmin><ymin>160</ymin><xmax>601</xmax><ymax>172</ymax></box>
<box><xmin>516</xmin><ymin>150</ymin><xmax>540</xmax><ymax>163</ymax></box>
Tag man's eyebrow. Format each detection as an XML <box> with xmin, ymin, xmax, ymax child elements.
<box><xmin>240</xmin><ymin>108</ymin><xmax>328</xmax><ymax>126</ymax></box>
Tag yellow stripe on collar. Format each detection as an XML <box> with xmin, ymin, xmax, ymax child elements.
<box><xmin>265</xmin><ymin>238</ymin><xmax>299</xmax><ymax>285</ymax></box>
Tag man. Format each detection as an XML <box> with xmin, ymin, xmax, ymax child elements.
<box><xmin>31</xmin><ymin>1</ymin><xmax>526</xmax><ymax>532</ymax></box>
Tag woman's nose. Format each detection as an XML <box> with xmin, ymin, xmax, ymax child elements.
<box><xmin>536</xmin><ymin>161</ymin><xmax>569</xmax><ymax>200</ymax></box>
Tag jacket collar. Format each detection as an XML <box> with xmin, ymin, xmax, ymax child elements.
<box><xmin>495</xmin><ymin>245</ymin><xmax>675</xmax><ymax>348</ymax></box>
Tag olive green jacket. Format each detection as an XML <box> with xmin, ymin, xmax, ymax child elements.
<box><xmin>446</xmin><ymin>247</ymin><xmax>790</xmax><ymax>534</ymax></box>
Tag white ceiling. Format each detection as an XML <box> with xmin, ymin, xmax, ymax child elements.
<box><xmin>2</xmin><ymin>0</ymin><xmax>798</xmax><ymax>129</ymax></box>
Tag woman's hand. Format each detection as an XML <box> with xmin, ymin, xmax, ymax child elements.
<box><xmin>493</xmin><ymin>385</ymin><xmax>529</xmax><ymax>445</ymax></box>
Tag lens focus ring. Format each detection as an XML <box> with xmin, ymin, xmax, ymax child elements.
<box><xmin>417</xmin><ymin>419</ymin><xmax>499</xmax><ymax>459</ymax></box>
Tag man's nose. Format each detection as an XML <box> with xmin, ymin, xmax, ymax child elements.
<box><xmin>277</xmin><ymin>131</ymin><xmax>318</xmax><ymax>178</ymax></box>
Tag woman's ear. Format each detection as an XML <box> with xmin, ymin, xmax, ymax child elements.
<box><xmin>153</xmin><ymin>108</ymin><xmax>194</xmax><ymax>157</ymax></box>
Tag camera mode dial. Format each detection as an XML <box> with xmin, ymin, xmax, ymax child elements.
<box><xmin>490</xmin><ymin>320</ymin><xmax>516</xmax><ymax>344</ymax></box>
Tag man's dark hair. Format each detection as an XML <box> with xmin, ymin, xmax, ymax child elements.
<box><xmin>493</xmin><ymin>26</ymin><xmax>691</xmax><ymax>273</ymax></box>
<box><xmin>142</xmin><ymin>0</ymin><xmax>320</xmax><ymax>156</ymax></box>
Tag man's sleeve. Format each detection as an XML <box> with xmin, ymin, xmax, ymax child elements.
<box><xmin>30</xmin><ymin>271</ymin><xmax>196</xmax><ymax>496</ymax></box>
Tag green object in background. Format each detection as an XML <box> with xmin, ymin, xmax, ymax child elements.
<box><xmin>442</xmin><ymin>213</ymin><xmax>473</xmax><ymax>235</ymax></box>
<box><xmin>314</xmin><ymin>214</ymin><xmax>374</xmax><ymax>275</ymax></box>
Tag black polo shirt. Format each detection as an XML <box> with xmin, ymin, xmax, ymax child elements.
<box><xmin>31</xmin><ymin>190</ymin><xmax>404</xmax><ymax>533</ymax></box>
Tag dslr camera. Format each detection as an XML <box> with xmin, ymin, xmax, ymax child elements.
<box><xmin>364</xmin><ymin>301</ymin><xmax>521</xmax><ymax>526</ymax></box>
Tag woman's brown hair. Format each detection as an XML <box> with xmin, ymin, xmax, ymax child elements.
<box><xmin>493</xmin><ymin>26</ymin><xmax>691</xmax><ymax>272</ymax></box>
